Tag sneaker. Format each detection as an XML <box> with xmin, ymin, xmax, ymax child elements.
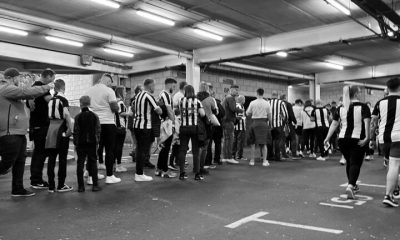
<box><xmin>84</xmin><ymin>170</ymin><xmax>89</xmax><ymax>178</ymax></box>
<box><xmin>97</xmin><ymin>173</ymin><xmax>105</xmax><ymax>180</ymax></box>
<box><xmin>11</xmin><ymin>189</ymin><xmax>36</xmax><ymax>197</ymax></box>
<box><xmin>98</xmin><ymin>163</ymin><xmax>106</xmax><ymax>170</ymax></box>
<box><xmin>262</xmin><ymin>160</ymin><xmax>270</xmax><ymax>167</ymax></box>
<box><xmin>57</xmin><ymin>184</ymin><xmax>73</xmax><ymax>193</ymax></box>
<box><xmin>369</xmin><ymin>155</ymin><xmax>374</xmax><ymax>161</ymax></box>
<box><xmin>249</xmin><ymin>159</ymin><xmax>255</xmax><ymax>166</ymax></box>
<box><xmin>298</xmin><ymin>151</ymin><xmax>304</xmax><ymax>158</ymax></box>
<box><xmin>354</xmin><ymin>185</ymin><xmax>360</xmax><ymax>194</ymax></box>
<box><xmin>144</xmin><ymin>162</ymin><xmax>156</xmax><ymax>169</ymax></box>
<box><xmin>168</xmin><ymin>164</ymin><xmax>179</xmax><ymax>171</ymax></box>
<box><xmin>394</xmin><ymin>186</ymin><xmax>400</xmax><ymax>200</ymax></box>
<box><xmin>92</xmin><ymin>186</ymin><xmax>102</xmax><ymax>192</ymax></box>
<box><xmin>162</xmin><ymin>170</ymin><xmax>177</xmax><ymax>178</ymax></box>
<box><xmin>204</xmin><ymin>165</ymin><xmax>210</xmax><ymax>169</ymax></box>
<box><xmin>328</xmin><ymin>149</ymin><xmax>332</xmax><ymax>154</ymax></box>
<box><xmin>221</xmin><ymin>159</ymin><xmax>228</xmax><ymax>163</ymax></box>
<box><xmin>135</xmin><ymin>174</ymin><xmax>153</xmax><ymax>182</ymax></box>
<box><xmin>340</xmin><ymin>157</ymin><xmax>346</xmax><ymax>165</ymax></box>
<box><xmin>48</xmin><ymin>187</ymin><xmax>56</xmax><ymax>193</ymax></box>
<box><xmin>316</xmin><ymin>156</ymin><xmax>326</xmax><ymax>161</ymax></box>
<box><xmin>237</xmin><ymin>157</ymin><xmax>248</xmax><ymax>161</ymax></box>
<box><xmin>384</xmin><ymin>158</ymin><xmax>389</xmax><ymax>168</ymax></box>
<box><xmin>31</xmin><ymin>182</ymin><xmax>49</xmax><ymax>190</ymax></box>
<box><xmin>346</xmin><ymin>185</ymin><xmax>356</xmax><ymax>200</ymax></box>
<box><xmin>115</xmin><ymin>165</ymin><xmax>127</xmax><ymax>173</ymax></box>
<box><xmin>179</xmin><ymin>172</ymin><xmax>188</xmax><ymax>180</ymax></box>
<box><xmin>87</xmin><ymin>177</ymin><xmax>93</xmax><ymax>185</ymax></box>
<box><xmin>365</xmin><ymin>155</ymin><xmax>371</xmax><ymax>161</ymax></box>
<box><xmin>226</xmin><ymin>159</ymin><xmax>239</xmax><ymax>164</ymax></box>
<box><xmin>383</xmin><ymin>195</ymin><xmax>399</xmax><ymax>207</ymax></box>
<box><xmin>208</xmin><ymin>164</ymin><xmax>217</xmax><ymax>169</ymax></box>
<box><xmin>155</xmin><ymin>169</ymin><xmax>162</xmax><ymax>177</ymax></box>
<box><xmin>309</xmin><ymin>153</ymin><xmax>316</xmax><ymax>158</ymax></box>
<box><xmin>194</xmin><ymin>174</ymin><xmax>204</xmax><ymax>181</ymax></box>
<box><xmin>105</xmin><ymin>175</ymin><xmax>121</xmax><ymax>184</ymax></box>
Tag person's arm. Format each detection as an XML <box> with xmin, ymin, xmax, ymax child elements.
<box><xmin>63</xmin><ymin>107</ymin><xmax>73</xmax><ymax>136</ymax></box>
<box><xmin>227</xmin><ymin>97</ymin><xmax>243</xmax><ymax>113</ymax></box>
<box><xmin>358</xmin><ymin>104</ymin><xmax>371</xmax><ymax>147</ymax></box>
<box><xmin>246</xmin><ymin>102</ymin><xmax>253</xmax><ymax>118</ymax></box>
<box><xmin>370</xmin><ymin>115</ymin><xmax>379</xmax><ymax>149</ymax></box>
<box><xmin>107</xmin><ymin>88</ymin><xmax>119</xmax><ymax>113</ymax></box>
<box><xmin>95</xmin><ymin>114</ymin><xmax>101</xmax><ymax>144</ymax></box>
<box><xmin>280</xmin><ymin>101</ymin><xmax>288</xmax><ymax>121</ymax></box>
<box><xmin>148</xmin><ymin>94</ymin><xmax>162</xmax><ymax>115</ymax></box>
<box><xmin>324</xmin><ymin>120</ymin><xmax>339</xmax><ymax>145</ymax></box>
<box><xmin>2</xmin><ymin>84</ymin><xmax>52</xmax><ymax>100</ymax></box>
<box><xmin>73</xmin><ymin>115</ymin><xmax>80</xmax><ymax>146</ymax></box>
<box><xmin>267</xmin><ymin>104</ymin><xmax>272</xmax><ymax>127</ymax></box>
<box><xmin>198</xmin><ymin>101</ymin><xmax>205</xmax><ymax>117</ymax></box>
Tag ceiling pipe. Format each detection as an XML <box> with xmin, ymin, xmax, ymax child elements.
<box><xmin>0</xmin><ymin>8</ymin><xmax>192</xmax><ymax>59</ymax></box>
<box><xmin>220</xmin><ymin>62</ymin><xmax>315</xmax><ymax>80</ymax></box>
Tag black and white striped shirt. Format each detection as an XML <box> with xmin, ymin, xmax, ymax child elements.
<box><xmin>133</xmin><ymin>91</ymin><xmax>160</xmax><ymax>130</ymax></box>
<box><xmin>269</xmin><ymin>98</ymin><xmax>288</xmax><ymax>128</ymax></box>
<box><xmin>312</xmin><ymin>107</ymin><xmax>330</xmax><ymax>128</ymax></box>
<box><xmin>48</xmin><ymin>93</ymin><xmax>69</xmax><ymax>120</ymax></box>
<box><xmin>235</xmin><ymin>103</ymin><xmax>246</xmax><ymax>131</ymax></box>
<box><xmin>179</xmin><ymin>97</ymin><xmax>203</xmax><ymax>127</ymax></box>
<box><xmin>333</xmin><ymin>102</ymin><xmax>371</xmax><ymax>139</ymax></box>
<box><xmin>372</xmin><ymin>95</ymin><xmax>400</xmax><ymax>143</ymax></box>
<box><xmin>159</xmin><ymin>90</ymin><xmax>172</xmax><ymax>106</ymax></box>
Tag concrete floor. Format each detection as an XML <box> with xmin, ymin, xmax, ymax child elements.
<box><xmin>0</xmin><ymin>147</ymin><xmax>399</xmax><ymax>240</ymax></box>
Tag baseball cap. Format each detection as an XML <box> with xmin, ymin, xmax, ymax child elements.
<box><xmin>4</xmin><ymin>68</ymin><xmax>20</xmax><ymax>78</ymax></box>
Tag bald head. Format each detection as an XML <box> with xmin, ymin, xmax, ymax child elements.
<box><xmin>272</xmin><ymin>90</ymin><xmax>278</xmax><ymax>98</ymax></box>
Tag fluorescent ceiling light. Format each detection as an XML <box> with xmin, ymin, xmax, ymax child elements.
<box><xmin>324</xmin><ymin>61</ymin><xmax>344</xmax><ymax>70</ymax></box>
<box><xmin>45</xmin><ymin>36</ymin><xmax>84</xmax><ymax>47</ymax></box>
<box><xmin>91</xmin><ymin>0</ymin><xmax>120</xmax><ymax>9</ymax></box>
<box><xmin>104</xmin><ymin>48</ymin><xmax>134</xmax><ymax>58</ymax></box>
<box><xmin>276</xmin><ymin>51</ymin><xmax>288</xmax><ymax>57</ymax></box>
<box><xmin>326</xmin><ymin>0</ymin><xmax>351</xmax><ymax>16</ymax></box>
<box><xmin>0</xmin><ymin>26</ymin><xmax>28</xmax><ymax>36</ymax></box>
<box><xmin>193</xmin><ymin>28</ymin><xmax>223</xmax><ymax>41</ymax></box>
<box><xmin>136</xmin><ymin>10</ymin><xmax>175</xmax><ymax>26</ymax></box>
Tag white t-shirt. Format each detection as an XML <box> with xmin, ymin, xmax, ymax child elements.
<box><xmin>246</xmin><ymin>98</ymin><xmax>271</xmax><ymax>119</ymax></box>
<box><xmin>85</xmin><ymin>83</ymin><xmax>117</xmax><ymax>125</ymax></box>
<box><xmin>173</xmin><ymin>91</ymin><xmax>184</xmax><ymax>110</ymax></box>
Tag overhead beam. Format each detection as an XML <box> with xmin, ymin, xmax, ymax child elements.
<box><xmin>125</xmin><ymin>55</ymin><xmax>186</xmax><ymax>74</ymax></box>
<box><xmin>316</xmin><ymin>61</ymin><xmax>400</xmax><ymax>83</ymax></box>
<box><xmin>0</xmin><ymin>42</ymin><xmax>123</xmax><ymax>73</ymax></box>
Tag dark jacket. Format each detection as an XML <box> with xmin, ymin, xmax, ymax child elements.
<box><xmin>283</xmin><ymin>100</ymin><xmax>296</xmax><ymax>125</ymax></box>
<box><xmin>73</xmin><ymin>107</ymin><xmax>101</xmax><ymax>146</ymax></box>
<box><xmin>222</xmin><ymin>95</ymin><xmax>243</xmax><ymax>123</ymax></box>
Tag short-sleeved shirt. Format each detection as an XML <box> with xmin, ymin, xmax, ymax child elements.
<box><xmin>116</xmin><ymin>100</ymin><xmax>127</xmax><ymax>128</ymax></box>
<box><xmin>29</xmin><ymin>81</ymin><xmax>51</xmax><ymax>128</ymax></box>
<box><xmin>179</xmin><ymin>97</ymin><xmax>203</xmax><ymax>127</ymax></box>
<box><xmin>235</xmin><ymin>103</ymin><xmax>246</xmax><ymax>131</ymax></box>
<box><xmin>333</xmin><ymin>102</ymin><xmax>371</xmax><ymax>140</ymax></box>
<box><xmin>159</xmin><ymin>90</ymin><xmax>172</xmax><ymax>107</ymax></box>
<box><xmin>246</xmin><ymin>98</ymin><xmax>271</xmax><ymax>119</ymax></box>
<box><xmin>48</xmin><ymin>92</ymin><xmax>69</xmax><ymax>120</ymax></box>
<box><xmin>311</xmin><ymin>107</ymin><xmax>330</xmax><ymax>128</ymax></box>
<box><xmin>133</xmin><ymin>90</ymin><xmax>160</xmax><ymax>129</ymax></box>
<box><xmin>85</xmin><ymin>83</ymin><xmax>117</xmax><ymax>125</ymax></box>
<box><xmin>173</xmin><ymin>91</ymin><xmax>184</xmax><ymax>110</ymax></box>
<box><xmin>372</xmin><ymin>95</ymin><xmax>400</xmax><ymax>143</ymax></box>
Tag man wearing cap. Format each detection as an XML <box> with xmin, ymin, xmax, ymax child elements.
<box><xmin>0</xmin><ymin>68</ymin><xmax>54</xmax><ymax>197</ymax></box>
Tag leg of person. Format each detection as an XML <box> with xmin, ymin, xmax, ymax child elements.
<box><xmin>97</xmin><ymin>132</ymin><xmax>105</xmax><ymax>164</ymax></box>
<box><xmin>87</xmin><ymin>144</ymin><xmax>100</xmax><ymax>191</ymax></box>
<box><xmin>214</xmin><ymin>136</ymin><xmax>222</xmax><ymax>165</ymax></box>
<box><xmin>338</xmin><ymin>139</ymin><xmax>352</xmax><ymax>182</ymax></box>
<box><xmin>344</xmin><ymin>141</ymin><xmax>365</xmax><ymax>199</ymax></box>
<box><xmin>261</xmin><ymin>145</ymin><xmax>269</xmax><ymax>167</ymax></box>
<box><xmin>191</xmin><ymin>134</ymin><xmax>202</xmax><ymax>180</ymax></box>
<box><xmin>237</xmin><ymin>130</ymin><xmax>245</xmax><ymax>160</ymax></box>
<box><xmin>383</xmin><ymin>142</ymin><xmax>400</xmax><ymax>207</ymax></box>
<box><xmin>279</xmin><ymin>128</ymin><xmax>288</xmax><ymax>158</ymax></box>
<box><xmin>46</xmin><ymin>149</ymin><xmax>57</xmax><ymax>192</ymax></box>
<box><xmin>289</xmin><ymin>125</ymin><xmax>297</xmax><ymax>157</ymax></box>
<box><xmin>249</xmin><ymin>144</ymin><xmax>255</xmax><ymax>166</ymax></box>
<box><xmin>57</xmin><ymin>137</ymin><xmax>71</xmax><ymax>192</ymax></box>
<box><xmin>102</xmin><ymin>124</ymin><xmax>117</xmax><ymax>178</ymax></box>
<box><xmin>76</xmin><ymin>146</ymin><xmax>86</xmax><ymax>192</ymax></box>
<box><xmin>309</xmin><ymin>129</ymin><xmax>316</xmax><ymax>156</ymax></box>
<box><xmin>157</xmin><ymin>135</ymin><xmax>173</xmax><ymax>174</ymax></box>
<box><xmin>316</xmin><ymin>127</ymin><xmax>326</xmax><ymax>160</ymax></box>
<box><xmin>199</xmin><ymin>139</ymin><xmax>210</xmax><ymax>174</ymax></box>
<box><xmin>223</xmin><ymin>121</ymin><xmax>235</xmax><ymax>162</ymax></box>
<box><xmin>115</xmin><ymin>131</ymin><xmax>127</xmax><ymax>172</ymax></box>
<box><xmin>134</xmin><ymin>129</ymin><xmax>153</xmax><ymax>182</ymax></box>
<box><xmin>30</xmin><ymin>127</ymin><xmax>49</xmax><ymax>187</ymax></box>
<box><xmin>178</xmin><ymin>130</ymin><xmax>190</xmax><ymax>179</ymax></box>
<box><xmin>205</xmin><ymin>139</ymin><xmax>213</xmax><ymax>166</ymax></box>
<box><xmin>232</xmin><ymin>130</ymin><xmax>239</xmax><ymax>159</ymax></box>
<box><xmin>169</xmin><ymin>143</ymin><xmax>180</xmax><ymax>169</ymax></box>
<box><xmin>272</xmin><ymin>127</ymin><xmax>283</xmax><ymax>161</ymax></box>
<box><xmin>302</xmin><ymin>129</ymin><xmax>309</xmax><ymax>154</ymax></box>
<box><xmin>0</xmin><ymin>135</ymin><xmax>20</xmax><ymax>175</ymax></box>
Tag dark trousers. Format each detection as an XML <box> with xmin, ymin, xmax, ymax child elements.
<box><xmin>302</xmin><ymin>128</ymin><xmax>315</xmax><ymax>154</ymax></box>
<box><xmin>98</xmin><ymin>124</ymin><xmax>116</xmax><ymax>176</ymax></box>
<box><xmin>114</xmin><ymin>131</ymin><xmax>126</xmax><ymax>165</ymax></box>
<box><xmin>77</xmin><ymin>144</ymin><xmax>98</xmax><ymax>188</ymax></box>
<box><xmin>271</xmin><ymin>127</ymin><xmax>283</xmax><ymax>160</ymax></box>
<box><xmin>339</xmin><ymin>139</ymin><xmax>366</xmax><ymax>186</ymax></box>
<box><xmin>134</xmin><ymin>129</ymin><xmax>153</xmax><ymax>175</ymax></box>
<box><xmin>178</xmin><ymin>126</ymin><xmax>200</xmax><ymax>174</ymax></box>
<box><xmin>170</xmin><ymin>143</ymin><xmax>180</xmax><ymax>166</ymax></box>
<box><xmin>30</xmin><ymin>127</ymin><xmax>49</xmax><ymax>184</ymax></box>
<box><xmin>223</xmin><ymin>121</ymin><xmax>235</xmax><ymax>159</ymax></box>
<box><xmin>316</xmin><ymin>126</ymin><xmax>329</xmax><ymax>157</ymax></box>
<box><xmin>280</xmin><ymin>125</ymin><xmax>297</xmax><ymax>156</ymax></box>
<box><xmin>0</xmin><ymin>135</ymin><xmax>27</xmax><ymax>193</ymax></box>
<box><xmin>47</xmin><ymin>136</ymin><xmax>70</xmax><ymax>189</ymax></box>
<box><xmin>232</xmin><ymin>130</ymin><xmax>245</xmax><ymax>159</ymax></box>
<box><xmin>199</xmin><ymin>139</ymin><xmax>210</xmax><ymax>170</ymax></box>
<box><xmin>157</xmin><ymin>135</ymin><xmax>173</xmax><ymax>172</ymax></box>
<box><xmin>206</xmin><ymin>133</ymin><xmax>222</xmax><ymax>165</ymax></box>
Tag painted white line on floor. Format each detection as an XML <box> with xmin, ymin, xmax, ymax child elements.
<box><xmin>225</xmin><ymin>211</ymin><xmax>343</xmax><ymax>235</ymax></box>
<box><xmin>319</xmin><ymin>203</ymin><xmax>354</xmax><ymax>209</ymax></box>
<box><xmin>340</xmin><ymin>181</ymin><xmax>385</xmax><ymax>188</ymax></box>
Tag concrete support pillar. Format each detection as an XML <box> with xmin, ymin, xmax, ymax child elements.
<box><xmin>309</xmin><ymin>80</ymin><xmax>315</xmax><ymax>102</ymax></box>
<box><xmin>309</xmin><ymin>77</ymin><xmax>320</xmax><ymax>102</ymax></box>
<box><xmin>186</xmin><ymin>58</ymin><xmax>201</xmax><ymax>92</ymax></box>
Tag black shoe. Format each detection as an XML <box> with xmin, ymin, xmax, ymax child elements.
<box><xmin>383</xmin><ymin>195</ymin><xmax>399</xmax><ymax>207</ymax></box>
<box><xmin>354</xmin><ymin>185</ymin><xmax>360</xmax><ymax>194</ymax></box>
<box><xmin>12</xmin><ymin>189</ymin><xmax>36</xmax><ymax>197</ymax></box>
<box><xmin>78</xmin><ymin>186</ymin><xmax>85</xmax><ymax>193</ymax></box>
<box><xmin>200</xmin><ymin>169</ymin><xmax>209</xmax><ymax>175</ymax></box>
<box><xmin>144</xmin><ymin>162</ymin><xmax>155</xmax><ymax>169</ymax></box>
<box><xmin>48</xmin><ymin>187</ymin><xmax>56</xmax><ymax>193</ymax></box>
<box><xmin>31</xmin><ymin>181</ymin><xmax>49</xmax><ymax>190</ymax></box>
<box><xmin>179</xmin><ymin>172</ymin><xmax>188</xmax><ymax>180</ymax></box>
<box><xmin>194</xmin><ymin>174</ymin><xmax>204</xmax><ymax>181</ymax></box>
<box><xmin>92</xmin><ymin>186</ymin><xmax>102</xmax><ymax>192</ymax></box>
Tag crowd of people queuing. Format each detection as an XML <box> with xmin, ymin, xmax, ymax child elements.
<box><xmin>0</xmin><ymin>66</ymin><xmax>400</xmax><ymax>208</ymax></box>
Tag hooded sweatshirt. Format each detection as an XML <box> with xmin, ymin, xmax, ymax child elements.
<box><xmin>0</xmin><ymin>81</ymin><xmax>51</xmax><ymax>137</ymax></box>
<box><xmin>301</xmin><ymin>105</ymin><xmax>316</xmax><ymax>130</ymax></box>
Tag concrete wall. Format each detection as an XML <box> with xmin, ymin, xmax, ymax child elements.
<box><xmin>288</xmin><ymin>86</ymin><xmax>309</xmax><ymax>103</ymax></box>
<box><xmin>320</xmin><ymin>83</ymin><xmax>384</xmax><ymax>106</ymax></box>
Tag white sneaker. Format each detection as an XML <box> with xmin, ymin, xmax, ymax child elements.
<box><xmin>316</xmin><ymin>156</ymin><xmax>326</xmax><ymax>161</ymax></box>
<box><xmin>298</xmin><ymin>151</ymin><xmax>304</xmax><ymax>158</ymax></box>
<box><xmin>84</xmin><ymin>170</ymin><xmax>89</xmax><ymax>178</ymax></box>
<box><xmin>328</xmin><ymin>149</ymin><xmax>332</xmax><ymax>154</ymax></box>
<box><xmin>162</xmin><ymin>171</ymin><xmax>177</xmax><ymax>178</ymax></box>
<box><xmin>262</xmin><ymin>160</ymin><xmax>270</xmax><ymax>167</ymax></box>
<box><xmin>135</xmin><ymin>174</ymin><xmax>153</xmax><ymax>182</ymax></box>
<box><xmin>221</xmin><ymin>159</ymin><xmax>228</xmax><ymax>163</ymax></box>
<box><xmin>105</xmin><ymin>175</ymin><xmax>121</xmax><ymax>184</ymax></box>
<box><xmin>97</xmin><ymin>173</ymin><xmax>105</xmax><ymax>180</ymax></box>
<box><xmin>309</xmin><ymin>153</ymin><xmax>316</xmax><ymax>158</ymax></box>
<box><xmin>115</xmin><ymin>165</ymin><xmax>127</xmax><ymax>173</ymax></box>
<box><xmin>98</xmin><ymin>163</ymin><xmax>106</xmax><ymax>170</ymax></box>
<box><xmin>340</xmin><ymin>157</ymin><xmax>346</xmax><ymax>165</ymax></box>
<box><xmin>87</xmin><ymin>177</ymin><xmax>93</xmax><ymax>185</ymax></box>
<box><xmin>226</xmin><ymin>159</ymin><xmax>239</xmax><ymax>164</ymax></box>
<box><xmin>249</xmin><ymin>159</ymin><xmax>255</xmax><ymax>166</ymax></box>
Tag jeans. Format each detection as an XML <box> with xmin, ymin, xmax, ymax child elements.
<box><xmin>134</xmin><ymin>129</ymin><xmax>153</xmax><ymax>175</ymax></box>
<box><xmin>316</xmin><ymin>126</ymin><xmax>329</xmax><ymax>157</ymax></box>
<box><xmin>47</xmin><ymin>136</ymin><xmax>70</xmax><ymax>189</ymax></box>
<box><xmin>339</xmin><ymin>139</ymin><xmax>366</xmax><ymax>186</ymax></box>
<box><xmin>157</xmin><ymin>135</ymin><xmax>173</xmax><ymax>172</ymax></box>
<box><xmin>114</xmin><ymin>131</ymin><xmax>126</xmax><ymax>165</ymax></box>
<box><xmin>199</xmin><ymin>139</ymin><xmax>210</xmax><ymax>170</ymax></box>
<box><xmin>271</xmin><ymin>127</ymin><xmax>283</xmax><ymax>160</ymax></box>
<box><xmin>302</xmin><ymin>128</ymin><xmax>315</xmax><ymax>154</ymax></box>
<box><xmin>30</xmin><ymin>126</ymin><xmax>49</xmax><ymax>185</ymax></box>
<box><xmin>223</xmin><ymin>121</ymin><xmax>235</xmax><ymax>159</ymax></box>
<box><xmin>232</xmin><ymin>130</ymin><xmax>245</xmax><ymax>159</ymax></box>
<box><xmin>0</xmin><ymin>135</ymin><xmax>27</xmax><ymax>193</ymax></box>
<box><xmin>178</xmin><ymin>126</ymin><xmax>200</xmax><ymax>174</ymax></box>
<box><xmin>206</xmin><ymin>133</ymin><xmax>222</xmax><ymax>165</ymax></box>
<box><xmin>76</xmin><ymin>144</ymin><xmax>98</xmax><ymax>188</ymax></box>
<box><xmin>98</xmin><ymin>124</ymin><xmax>117</xmax><ymax>176</ymax></box>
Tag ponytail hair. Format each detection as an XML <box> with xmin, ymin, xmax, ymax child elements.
<box><xmin>343</xmin><ymin>85</ymin><xmax>360</xmax><ymax>112</ymax></box>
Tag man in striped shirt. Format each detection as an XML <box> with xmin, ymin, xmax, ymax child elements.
<box><xmin>232</xmin><ymin>95</ymin><xmax>246</xmax><ymax>161</ymax></box>
<box><xmin>133</xmin><ymin>79</ymin><xmax>162</xmax><ymax>182</ymax></box>
<box><xmin>269</xmin><ymin>91</ymin><xmax>288</xmax><ymax>161</ymax></box>
<box><xmin>312</xmin><ymin>100</ymin><xmax>330</xmax><ymax>161</ymax></box>
<box><xmin>156</xmin><ymin>78</ymin><xmax>177</xmax><ymax>178</ymax></box>
<box><xmin>371</xmin><ymin>78</ymin><xmax>400</xmax><ymax>207</ymax></box>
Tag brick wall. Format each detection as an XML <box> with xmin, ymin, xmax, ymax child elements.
<box><xmin>58</xmin><ymin>74</ymin><xmax>94</xmax><ymax>106</ymax></box>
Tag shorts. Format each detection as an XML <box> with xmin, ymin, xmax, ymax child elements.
<box><xmin>248</xmin><ymin>119</ymin><xmax>271</xmax><ymax>145</ymax></box>
<box><xmin>380</xmin><ymin>142</ymin><xmax>400</xmax><ymax>159</ymax></box>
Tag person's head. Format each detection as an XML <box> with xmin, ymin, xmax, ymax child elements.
<box><xmin>315</xmin><ymin>99</ymin><xmax>322</xmax><ymax>107</ymax></box>
<box><xmin>3</xmin><ymin>68</ymin><xmax>21</xmax><ymax>86</ymax></box>
<box><xmin>304</xmin><ymin>99</ymin><xmax>312</xmax><ymax>108</ymax></box>
<box><xmin>143</xmin><ymin>78</ymin><xmax>155</xmax><ymax>93</ymax></box>
<box><xmin>165</xmin><ymin>78</ymin><xmax>177</xmax><ymax>94</ymax></box>
<box><xmin>271</xmin><ymin>90</ymin><xmax>278</xmax><ymax>99</ymax></box>
<box><xmin>184</xmin><ymin>84</ymin><xmax>196</xmax><ymax>98</ymax></box>
<box><xmin>115</xmin><ymin>86</ymin><xmax>126</xmax><ymax>100</ymax></box>
<box><xmin>230</xmin><ymin>85</ymin><xmax>239</xmax><ymax>97</ymax></box>
<box><xmin>199</xmin><ymin>82</ymin><xmax>210</xmax><ymax>93</ymax></box>
<box><xmin>179</xmin><ymin>81</ymin><xmax>187</xmax><ymax>93</ymax></box>
<box><xmin>41</xmin><ymin>68</ymin><xmax>56</xmax><ymax>84</ymax></box>
<box><xmin>79</xmin><ymin>95</ymin><xmax>91</xmax><ymax>109</ymax></box>
<box><xmin>386</xmin><ymin>77</ymin><xmax>400</xmax><ymax>94</ymax></box>
<box><xmin>325</xmin><ymin>103</ymin><xmax>331</xmax><ymax>110</ymax></box>
<box><xmin>280</xmin><ymin>94</ymin><xmax>287</xmax><ymax>101</ymax></box>
<box><xmin>100</xmin><ymin>73</ymin><xmax>113</xmax><ymax>87</ymax></box>
<box><xmin>331</xmin><ymin>101</ymin><xmax>337</xmax><ymax>107</ymax></box>
<box><xmin>295</xmin><ymin>99</ymin><xmax>303</xmax><ymax>106</ymax></box>
<box><xmin>134</xmin><ymin>84</ymin><xmax>143</xmax><ymax>96</ymax></box>
<box><xmin>256</xmin><ymin>88</ymin><xmax>264</xmax><ymax>97</ymax></box>
<box><xmin>54</xmin><ymin>79</ymin><xmax>66</xmax><ymax>93</ymax></box>
<box><xmin>237</xmin><ymin>95</ymin><xmax>245</xmax><ymax>104</ymax></box>
<box><xmin>208</xmin><ymin>83</ymin><xmax>215</xmax><ymax>97</ymax></box>
<box><xmin>343</xmin><ymin>85</ymin><xmax>361</xmax><ymax>110</ymax></box>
